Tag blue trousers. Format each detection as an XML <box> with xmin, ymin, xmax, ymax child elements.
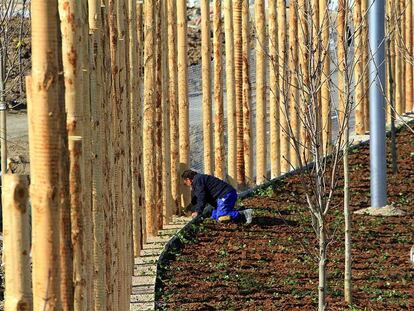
<box><xmin>211</xmin><ymin>190</ymin><xmax>240</xmax><ymax>221</ymax></box>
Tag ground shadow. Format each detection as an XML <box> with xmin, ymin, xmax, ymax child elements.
<box><xmin>252</xmin><ymin>216</ymin><xmax>297</xmax><ymax>227</ymax></box>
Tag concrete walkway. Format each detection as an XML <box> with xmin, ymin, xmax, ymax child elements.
<box><xmin>130</xmin><ymin>216</ymin><xmax>192</xmax><ymax>311</ymax></box>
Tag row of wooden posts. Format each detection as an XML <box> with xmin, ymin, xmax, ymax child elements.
<box><xmin>2</xmin><ymin>0</ymin><xmax>414</xmax><ymax>310</ymax></box>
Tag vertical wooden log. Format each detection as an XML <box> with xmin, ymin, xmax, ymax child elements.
<box><xmin>338</xmin><ymin>0</ymin><xmax>346</xmax><ymax>126</ymax></box>
<box><xmin>361</xmin><ymin>0</ymin><xmax>370</xmax><ymax>128</ymax></box>
<box><xmin>242</xmin><ymin>0</ymin><xmax>253</xmax><ymax>185</ymax></box>
<box><xmin>3</xmin><ymin>174</ymin><xmax>32</xmax><ymax>311</ymax></box>
<box><xmin>108</xmin><ymin>0</ymin><xmax>121</xmax><ymax>306</ymax></box>
<box><xmin>118</xmin><ymin>0</ymin><xmax>132</xmax><ymax>306</ymax></box>
<box><xmin>177</xmin><ymin>0</ymin><xmax>190</xmax><ymax>208</ymax></box>
<box><xmin>155</xmin><ymin>0</ymin><xmax>163</xmax><ymax>230</ymax></box>
<box><xmin>30</xmin><ymin>0</ymin><xmax>64</xmax><ymax>307</ymax></box>
<box><xmin>88</xmin><ymin>0</ymin><xmax>106</xmax><ymax>308</ymax></box>
<box><xmin>289</xmin><ymin>0</ymin><xmax>299</xmax><ymax>167</ymax></box>
<box><xmin>405</xmin><ymin>0</ymin><xmax>412</xmax><ymax>112</ymax></box>
<box><xmin>132</xmin><ymin>0</ymin><xmax>143</xmax><ymax>256</ymax></box>
<box><xmin>100</xmin><ymin>3</ymin><xmax>116</xmax><ymax>308</ymax></box>
<box><xmin>79</xmin><ymin>0</ymin><xmax>94</xmax><ymax>307</ymax></box>
<box><xmin>353</xmin><ymin>0</ymin><xmax>365</xmax><ymax>134</ymax></box>
<box><xmin>395</xmin><ymin>0</ymin><xmax>403</xmax><ymax>115</ymax></box>
<box><xmin>167</xmin><ymin>0</ymin><xmax>180</xmax><ymax>214</ymax></box>
<box><xmin>161</xmin><ymin>0</ymin><xmax>172</xmax><ymax>225</ymax></box>
<box><xmin>255</xmin><ymin>0</ymin><xmax>266</xmax><ymax>184</ymax></box>
<box><xmin>234</xmin><ymin>0</ymin><xmax>245</xmax><ymax>188</ymax></box>
<box><xmin>201</xmin><ymin>0</ymin><xmax>214</xmax><ymax>175</ymax></box>
<box><xmin>137</xmin><ymin>0</ymin><xmax>145</xmax><ymax>244</ymax></box>
<box><xmin>278</xmin><ymin>0</ymin><xmax>289</xmax><ymax>173</ymax></box>
<box><xmin>213</xmin><ymin>0</ymin><xmax>225</xmax><ymax>180</ymax></box>
<box><xmin>269</xmin><ymin>0</ymin><xmax>280</xmax><ymax>178</ymax></box>
<box><xmin>400</xmin><ymin>0</ymin><xmax>406</xmax><ymax>113</ymax></box>
<box><xmin>298</xmin><ymin>0</ymin><xmax>310</xmax><ymax>160</ymax></box>
<box><xmin>224</xmin><ymin>0</ymin><xmax>237</xmax><ymax>187</ymax></box>
<box><xmin>319</xmin><ymin>0</ymin><xmax>332</xmax><ymax>150</ymax></box>
<box><xmin>143</xmin><ymin>0</ymin><xmax>157</xmax><ymax>236</ymax></box>
<box><xmin>67</xmin><ymin>136</ymin><xmax>86</xmax><ymax>310</ymax></box>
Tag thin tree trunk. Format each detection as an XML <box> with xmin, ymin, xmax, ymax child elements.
<box><xmin>143</xmin><ymin>0</ymin><xmax>157</xmax><ymax>236</ymax></box>
<box><xmin>278</xmin><ymin>0</ymin><xmax>289</xmax><ymax>173</ymax></box>
<box><xmin>177</xmin><ymin>0</ymin><xmax>190</xmax><ymax>208</ymax></box>
<box><xmin>201</xmin><ymin>0</ymin><xmax>214</xmax><ymax>175</ymax></box>
<box><xmin>269</xmin><ymin>0</ymin><xmax>280</xmax><ymax>179</ymax></box>
<box><xmin>337</xmin><ymin>0</ymin><xmax>346</xmax><ymax>126</ymax></box>
<box><xmin>400</xmin><ymin>0</ymin><xmax>406</xmax><ymax>113</ymax></box>
<box><xmin>242</xmin><ymin>0</ymin><xmax>252</xmax><ymax>185</ymax></box>
<box><xmin>255</xmin><ymin>0</ymin><xmax>266</xmax><ymax>184</ymax></box>
<box><xmin>343</xmin><ymin>116</ymin><xmax>352</xmax><ymax>304</ymax></box>
<box><xmin>234</xmin><ymin>0</ymin><xmax>245</xmax><ymax>188</ymax></box>
<box><xmin>213</xmin><ymin>0</ymin><xmax>225</xmax><ymax>180</ymax></box>
<box><xmin>3</xmin><ymin>174</ymin><xmax>32</xmax><ymax>310</ymax></box>
<box><xmin>353</xmin><ymin>0</ymin><xmax>365</xmax><ymax>135</ymax></box>
<box><xmin>289</xmin><ymin>0</ymin><xmax>299</xmax><ymax>167</ymax></box>
<box><xmin>318</xmin><ymin>225</ymin><xmax>327</xmax><ymax>311</ymax></box>
<box><xmin>224</xmin><ymin>0</ymin><xmax>237</xmax><ymax>187</ymax></box>
<box><xmin>167</xmin><ymin>0</ymin><xmax>180</xmax><ymax>214</ymax></box>
<box><xmin>30</xmin><ymin>1</ymin><xmax>65</xmax><ymax>306</ymax></box>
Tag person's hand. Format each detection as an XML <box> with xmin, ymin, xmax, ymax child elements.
<box><xmin>191</xmin><ymin>212</ymin><xmax>199</xmax><ymax>219</ymax></box>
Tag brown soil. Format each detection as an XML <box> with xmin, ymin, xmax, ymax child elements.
<box><xmin>156</xmin><ymin>126</ymin><xmax>414</xmax><ymax>310</ymax></box>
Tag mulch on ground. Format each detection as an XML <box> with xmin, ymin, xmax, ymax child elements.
<box><xmin>156</xmin><ymin>126</ymin><xmax>414</xmax><ymax>311</ymax></box>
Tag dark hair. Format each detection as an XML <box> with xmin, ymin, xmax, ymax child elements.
<box><xmin>181</xmin><ymin>169</ymin><xmax>198</xmax><ymax>180</ymax></box>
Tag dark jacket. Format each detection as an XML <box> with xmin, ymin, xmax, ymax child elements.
<box><xmin>191</xmin><ymin>174</ymin><xmax>236</xmax><ymax>213</ymax></box>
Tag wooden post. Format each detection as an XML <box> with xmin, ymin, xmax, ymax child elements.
<box><xmin>213</xmin><ymin>0</ymin><xmax>225</xmax><ymax>180</ymax></box>
<box><xmin>405</xmin><ymin>0</ymin><xmax>412</xmax><ymax>113</ymax></box>
<box><xmin>177</xmin><ymin>0</ymin><xmax>190</xmax><ymax>208</ymax></box>
<box><xmin>155</xmin><ymin>0</ymin><xmax>164</xmax><ymax>230</ymax></box>
<box><xmin>269</xmin><ymin>0</ymin><xmax>280</xmax><ymax>178</ymax></box>
<box><xmin>234</xmin><ymin>0</ymin><xmax>245</xmax><ymax>188</ymax></box>
<box><xmin>400</xmin><ymin>0</ymin><xmax>406</xmax><ymax>113</ymax></box>
<box><xmin>298</xmin><ymin>0</ymin><xmax>309</xmax><ymax>160</ymax></box>
<box><xmin>131</xmin><ymin>0</ymin><xmax>142</xmax><ymax>257</ymax></box>
<box><xmin>319</xmin><ymin>0</ymin><xmax>332</xmax><ymax>150</ymax></box>
<box><xmin>278</xmin><ymin>0</ymin><xmax>289</xmax><ymax>173</ymax></box>
<box><xmin>201</xmin><ymin>0</ymin><xmax>214</xmax><ymax>175</ymax></box>
<box><xmin>224</xmin><ymin>0</ymin><xmax>237</xmax><ymax>187</ymax></box>
<box><xmin>161</xmin><ymin>0</ymin><xmax>172</xmax><ymax>225</ymax></box>
<box><xmin>167</xmin><ymin>0</ymin><xmax>180</xmax><ymax>214</ymax></box>
<box><xmin>143</xmin><ymin>0</ymin><xmax>157</xmax><ymax>236</ymax></box>
<box><xmin>395</xmin><ymin>0</ymin><xmax>403</xmax><ymax>115</ymax></box>
<box><xmin>3</xmin><ymin>174</ymin><xmax>32</xmax><ymax>310</ymax></box>
<box><xmin>289</xmin><ymin>0</ymin><xmax>299</xmax><ymax>167</ymax></box>
<box><xmin>30</xmin><ymin>0</ymin><xmax>67</xmax><ymax>306</ymax></box>
<box><xmin>353</xmin><ymin>0</ymin><xmax>365</xmax><ymax>134</ymax></box>
<box><xmin>67</xmin><ymin>136</ymin><xmax>86</xmax><ymax>311</ymax></box>
<box><xmin>79</xmin><ymin>0</ymin><xmax>94</xmax><ymax>307</ymax></box>
<box><xmin>88</xmin><ymin>0</ymin><xmax>106</xmax><ymax>308</ymax></box>
<box><xmin>242</xmin><ymin>0</ymin><xmax>253</xmax><ymax>185</ymax></box>
<box><xmin>338</xmin><ymin>0</ymin><xmax>346</xmax><ymax>126</ymax></box>
<box><xmin>362</xmin><ymin>0</ymin><xmax>370</xmax><ymax>129</ymax></box>
<box><xmin>255</xmin><ymin>0</ymin><xmax>266</xmax><ymax>184</ymax></box>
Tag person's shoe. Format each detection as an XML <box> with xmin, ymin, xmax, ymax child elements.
<box><xmin>218</xmin><ymin>215</ymin><xmax>232</xmax><ymax>223</ymax></box>
<box><xmin>240</xmin><ymin>209</ymin><xmax>253</xmax><ymax>224</ymax></box>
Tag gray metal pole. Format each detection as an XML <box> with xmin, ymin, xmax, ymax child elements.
<box><xmin>368</xmin><ymin>0</ymin><xmax>387</xmax><ymax>208</ymax></box>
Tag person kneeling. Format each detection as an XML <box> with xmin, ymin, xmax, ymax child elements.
<box><xmin>182</xmin><ymin>170</ymin><xmax>253</xmax><ymax>224</ymax></box>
